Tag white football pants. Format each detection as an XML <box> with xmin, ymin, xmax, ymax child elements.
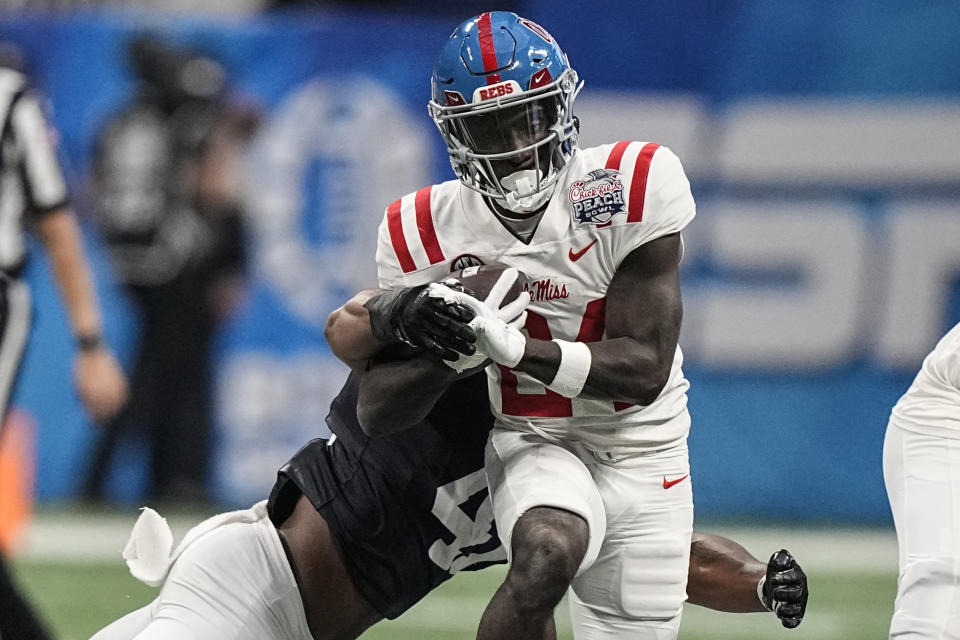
<box><xmin>485</xmin><ymin>427</ymin><xmax>693</xmax><ymax>640</ymax></box>
<box><xmin>884</xmin><ymin>424</ymin><xmax>960</xmax><ymax>640</ymax></box>
<box><xmin>90</xmin><ymin>510</ymin><xmax>312</xmax><ymax>640</ymax></box>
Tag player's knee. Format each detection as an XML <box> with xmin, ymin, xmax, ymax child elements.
<box><xmin>507</xmin><ymin>507</ymin><xmax>589</xmax><ymax>607</ymax></box>
<box><xmin>896</xmin><ymin>555</ymin><xmax>960</xmax><ymax>623</ymax></box>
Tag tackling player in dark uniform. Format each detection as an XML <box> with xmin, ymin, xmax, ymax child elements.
<box><xmin>269</xmin><ymin>282</ymin><xmax>808</xmax><ymax>638</ymax></box>
<box><xmin>92</xmin><ymin>281</ymin><xmax>807</xmax><ymax>639</ymax></box>
<box><xmin>268</xmin><ymin>373</ymin><xmax>808</xmax><ymax>638</ymax></box>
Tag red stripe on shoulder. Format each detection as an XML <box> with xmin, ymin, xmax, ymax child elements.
<box><xmin>628</xmin><ymin>143</ymin><xmax>660</xmax><ymax>223</ymax></box>
<box><xmin>415</xmin><ymin>186</ymin><xmax>444</xmax><ymax>265</ymax></box>
<box><xmin>605</xmin><ymin>141</ymin><xmax>631</xmax><ymax>170</ymax></box>
<box><xmin>386</xmin><ymin>198</ymin><xmax>416</xmax><ymax>273</ymax></box>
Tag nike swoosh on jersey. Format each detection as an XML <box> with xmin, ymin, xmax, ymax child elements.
<box><xmin>662</xmin><ymin>474</ymin><xmax>689</xmax><ymax>489</ymax></box>
<box><xmin>568</xmin><ymin>239</ymin><xmax>598</xmax><ymax>262</ymax></box>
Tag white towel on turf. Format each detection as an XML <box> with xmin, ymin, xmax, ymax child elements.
<box><xmin>122</xmin><ymin>500</ymin><xmax>269</xmax><ymax>586</ymax></box>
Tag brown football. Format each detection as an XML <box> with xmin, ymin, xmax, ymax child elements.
<box><xmin>447</xmin><ymin>263</ymin><xmax>527</xmax><ymax>308</ymax></box>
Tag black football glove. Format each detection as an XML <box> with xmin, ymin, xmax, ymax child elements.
<box><xmin>762</xmin><ymin>548</ymin><xmax>808</xmax><ymax>629</ymax></box>
<box><xmin>363</xmin><ymin>284</ymin><xmax>476</xmax><ymax>361</ymax></box>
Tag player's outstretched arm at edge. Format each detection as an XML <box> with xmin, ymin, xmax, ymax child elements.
<box><xmin>688</xmin><ymin>532</ymin><xmax>809</xmax><ymax>629</ymax></box>
<box><xmin>326</xmin><ymin>289</ymin><xmax>472</xmax><ymax>437</ymax></box>
<box><xmin>687</xmin><ymin>532</ymin><xmax>767</xmax><ymax>612</ymax></box>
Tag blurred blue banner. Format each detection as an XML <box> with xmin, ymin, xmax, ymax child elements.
<box><xmin>2</xmin><ymin>4</ymin><xmax>959</xmax><ymax>522</ymax></box>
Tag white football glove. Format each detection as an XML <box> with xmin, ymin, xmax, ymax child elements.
<box><xmin>442</xmin><ymin>309</ymin><xmax>528</xmax><ymax>372</ymax></box>
<box><xmin>429</xmin><ymin>268</ymin><xmax>530</xmax><ymax>369</ymax></box>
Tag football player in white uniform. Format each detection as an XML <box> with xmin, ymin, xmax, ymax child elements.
<box><xmin>883</xmin><ymin>322</ymin><xmax>960</xmax><ymax>639</ymax></box>
<box><xmin>373</xmin><ymin>11</ymin><xmax>697</xmax><ymax>639</ymax></box>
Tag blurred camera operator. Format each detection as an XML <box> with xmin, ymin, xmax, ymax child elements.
<box><xmin>82</xmin><ymin>34</ymin><xmax>255</xmax><ymax>506</ymax></box>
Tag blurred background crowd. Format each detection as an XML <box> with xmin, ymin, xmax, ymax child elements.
<box><xmin>0</xmin><ymin>0</ymin><xmax>958</xmax><ymax>515</ymax></box>
<box><xmin>0</xmin><ymin>0</ymin><xmax>521</xmax><ymax>15</ymax></box>
<box><xmin>0</xmin><ymin>0</ymin><xmax>957</xmax><ymax>637</ymax></box>
<box><xmin>1</xmin><ymin>0</ymin><xmax>959</xmax><ymax>527</ymax></box>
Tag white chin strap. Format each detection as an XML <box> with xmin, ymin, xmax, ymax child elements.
<box><xmin>498</xmin><ymin>169</ymin><xmax>553</xmax><ymax>214</ymax></box>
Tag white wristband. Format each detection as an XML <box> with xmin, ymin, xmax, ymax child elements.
<box><xmin>757</xmin><ymin>575</ymin><xmax>771</xmax><ymax>611</ymax></box>
<box><xmin>547</xmin><ymin>340</ymin><xmax>592</xmax><ymax>398</ymax></box>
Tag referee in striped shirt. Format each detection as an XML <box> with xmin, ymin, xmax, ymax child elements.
<box><xmin>0</xmin><ymin>54</ymin><xmax>127</xmax><ymax>639</ymax></box>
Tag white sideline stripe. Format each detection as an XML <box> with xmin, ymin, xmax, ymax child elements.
<box><xmin>14</xmin><ymin>511</ymin><xmax>216</xmax><ymax>563</ymax></box>
<box><xmin>17</xmin><ymin>516</ymin><xmax>900</xmax><ymax>572</ymax></box>
<box><xmin>703</xmin><ymin>525</ymin><xmax>898</xmax><ymax>574</ymax></box>
<box><xmin>15</xmin><ymin>513</ymin><xmax>899</xmax><ymax>575</ymax></box>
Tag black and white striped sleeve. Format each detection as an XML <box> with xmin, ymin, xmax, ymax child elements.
<box><xmin>10</xmin><ymin>91</ymin><xmax>69</xmax><ymax>215</ymax></box>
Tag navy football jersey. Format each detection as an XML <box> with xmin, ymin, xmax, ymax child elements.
<box><xmin>267</xmin><ymin>371</ymin><xmax>506</xmax><ymax>619</ymax></box>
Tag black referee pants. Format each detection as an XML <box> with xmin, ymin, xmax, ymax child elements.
<box><xmin>0</xmin><ymin>274</ymin><xmax>53</xmax><ymax>640</ymax></box>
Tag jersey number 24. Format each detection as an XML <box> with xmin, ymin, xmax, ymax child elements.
<box><xmin>499</xmin><ymin>298</ymin><xmax>634</xmax><ymax>417</ymax></box>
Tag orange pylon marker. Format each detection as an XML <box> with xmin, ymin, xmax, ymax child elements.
<box><xmin>0</xmin><ymin>408</ymin><xmax>36</xmax><ymax>555</ymax></box>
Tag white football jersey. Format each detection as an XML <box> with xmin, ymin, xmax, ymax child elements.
<box><xmin>375</xmin><ymin>142</ymin><xmax>696</xmax><ymax>451</ymax></box>
<box><xmin>889</xmin><ymin>322</ymin><xmax>960</xmax><ymax>440</ymax></box>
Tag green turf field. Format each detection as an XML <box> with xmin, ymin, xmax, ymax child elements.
<box><xmin>11</xmin><ymin>512</ymin><xmax>899</xmax><ymax>640</ymax></box>
<box><xmin>13</xmin><ymin>558</ymin><xmax>896</xmax><ymax>640</ymax></box>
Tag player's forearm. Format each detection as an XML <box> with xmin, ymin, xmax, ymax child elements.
<box><xmin>686</xmin><ymin>532</ymin><xmax>767</xmax><ymax>613</ymax></box>
<box><xmin>325</xmin><ymin>290</ymin><xmax>388</xmax><ymax>369</ymax></box>
<box><xmin>582</xmin><ymin>336</ymin><xmax>673</xmax><ymax>404</ymax></box>
<box><xmin>515</xmin><ymin>336</ymin><xmax>672</xmax><ymax>405</ymax></box>
<box><xmin>330</xmin><ymin>288</ymin><xmax>467</xmax><ymax>434</ymax></box>
<box><xmin>35</xmin><ymin>209</ymin><xmax>103</xmax><ymax>340</ymax></box>
<box><xmin>357</xmin><ymin>355</ymin><xmax>459</xmax><ymax>436</ymax></box>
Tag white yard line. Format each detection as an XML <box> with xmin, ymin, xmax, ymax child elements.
<box><xmin>13</xmin><ymin>511</ymin><xmax>899</xmax><ymax>575</ymax></box>
<box><xmin>702</xmin><ymin>525</ymin><xmax>898</xmax><ymax>574</ymax></box>
<box><xmin>13</xmin><ymin>509</ymin><xmax>216</xmax><ymax>563</ymax></box>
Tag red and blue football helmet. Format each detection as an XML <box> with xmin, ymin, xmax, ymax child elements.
<box><xmin>428</xmin><ymin>12</ymin><xmax>582</xmax><ymax>214</ymax></box>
